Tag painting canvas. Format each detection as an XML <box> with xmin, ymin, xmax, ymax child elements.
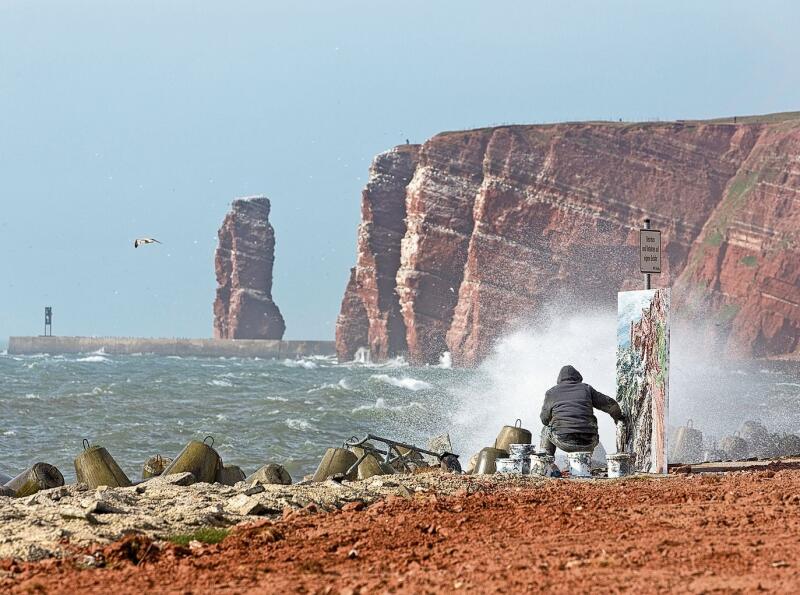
<box><xmin>616</xmin><ymin>289</ymin><xmax>670</xmax><ymax>473</ymax></box>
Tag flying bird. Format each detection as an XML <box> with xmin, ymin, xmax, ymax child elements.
<box><xmin>134</xmin><ymin>238</ymin><xmax>162</xmax><ymax>248</ymax></box>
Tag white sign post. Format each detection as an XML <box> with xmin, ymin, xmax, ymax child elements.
<box><xmin>640</xmin><ymin>219</ymin><xmax>661</xmax><ymax>289</ymax></box>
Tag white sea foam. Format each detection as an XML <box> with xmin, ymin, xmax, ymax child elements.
<box><xmin>265</xmin><ymin>395</ymin><xmax>288</xmax><ymax>402</ymax></box>
<box><xmin>208</xmin><ymin>379</ymin><xmax>233</xmax><ymax>387</ymax></box>
<box><xmin>437</xmin><ymin>352</ymin><xmax>453</xmax><ymax>369</ymax></box>
<box><xmin>282</xmin><ymin>359</ymin><xmax>318</xmax><ymax>370</ymax></box>
<box><xmin>352</xmin><ymin>397</ymin><xmax>424</xmax><ymax>413</ymax></box>
<box><xmin>370</xmin><ymin>374</ymin><xmax>432</xmax><ymax>391</ymax></box>
<box><xmin>75</xmin><ymin>355</ymin><xmax>111</xmax><ymax>363</ymax></box>
<box><xmin>285</xmin><ymin>418</ymin><xmax>313</xmax><ymax>431</ymax></box>
<box><xmin>3</xmin><ymin>429</ymin><xmax>17</xmax><ymax>436</ymax></box>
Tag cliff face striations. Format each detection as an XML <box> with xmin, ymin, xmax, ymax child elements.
<box><xmin>337</xmin><ymin>113</ymin><xmax>800</xmax><ymax>365</ymax></box>
<box><xmin>214</xmin><ymin>197</ymin><xmax>286</xmax><ymax>340</ymax></box>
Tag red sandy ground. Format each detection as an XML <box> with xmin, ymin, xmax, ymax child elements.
<box><xmin>3</xmin><ymin>469</ymin><xmax>800</xmax><ymax>594</ymax></box>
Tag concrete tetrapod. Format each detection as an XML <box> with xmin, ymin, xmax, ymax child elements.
<box><xmin>74</xmin><ymin>442</ymin><xmax>132</xmax><ymax>488</ymax></box>
<box><xmin>161</xmin><ymin>438</ymin><xmax>222</xmax><ymax>484</ymax></box>
<box><xmin>142</xmin><ymin>455</ymin><xmax>173</xmax><ymax>480</ymax></box>
<box><xmin>5</xmin><ymin>463</ymin><xmax>65</xmax><ymax>497</ymax></box>
<box><xmin>494</xmin><ymin>419</ymin><xmax>532</xmax><ymax>452</ymax></box>
<box><xmin>350</xmin><ymin>446</ymin><xmax>394</xmax><ymax>480</ymax></box>
<box><xmin>216</xmin><ymin>465</ymin><xmax>246</xmax><ymax>486</ymax></box>
<box><xmin>312</xmin><ymin>448</ymin><xmax>358</xmax><ymax>482</ymax></box>
<box><xmin>247</xmin><ymin>463</ymin><xmax>292</xmax><ymax>485</ymax></box>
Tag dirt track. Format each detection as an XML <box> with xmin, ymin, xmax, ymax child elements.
<box><xmin>3</xmin><ymin>469</ymin><xmax>800</xmax><ymax>593</ymax></box>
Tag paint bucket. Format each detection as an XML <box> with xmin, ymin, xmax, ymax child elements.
<box><xmin>312</xmin><ymin>447</ymin><xmax>358</xmax><ymax>482</ymax></box>
<box><xmin>4</xmin><ymin>463</ymin><xmax>65</xmax><ymax>498</ymax></box>
<box><xmin>529</xmin><ymin>453</ymin><xmax>555</xmax><ymax>477</ymax></box>
<box><xmin>495</xmin><ymin>458</ymin><xmax>524</xmax><ymax>474</ymax></box>
<box><xmin>606</xmin><ymin>453</ymin><xmax>632</xmax><ymax>478</ymax></box>
<box><xmin>566</xmin><ymin>451</ymin><xmax>593</xmax><ymax>478</ymax></box>
<box><xmin>74</xmin><ymin>441</ymin><xmax>132</xmax><ymax>488</ymax></box>
<box><xmin>161</xmin><ymin>437</ymin><xmax>222</xmax><ymax>484</ymax></box>
<box><xmin>494</xmin><ymin>419</ymin><xmax>532</xmax><ymax>452</ymax></box>
<box><xmin>474</xmin><ymin>447</ymin><xmax>509</xmax><ymax>475</ymax></box>
<box><xmin>142</xmin><ymin>455</ymin><xmax>172</xmax><ymax>480</ymax></box>
<box><xmin>508</xmin><ymin>443</ymin><xmax>536</xmax><ymax>460</ymax></box>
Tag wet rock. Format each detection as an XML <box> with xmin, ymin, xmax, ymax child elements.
<box><xmin>248</xmin><ymin>463</ymin><xmax>292</xmax><ymax>486</ymax></box>
<box><xmin>243</xmin><ymin>483</ymin><xmax>266</xmax><ymax>496</ymax></box>
<box><xmin>0</xmin><ymin>486</ymin><xmax>15</xmax><ymax>497</ymax></box>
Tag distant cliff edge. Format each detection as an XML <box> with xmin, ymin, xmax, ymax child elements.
<box><xmin>214</xmin><ymin>197</ymin><xmax>286</xmax><ymax>340</ymax></box>
<box><xmin>337</xmin><ymin>112</ymin><xmax>800</xmax><ymax>366</ymax></box>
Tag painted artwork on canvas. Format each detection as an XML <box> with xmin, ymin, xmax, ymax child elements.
<box><xmin>616</xmin><ymin>289</ymin><xmax>670</xmax><ymax>474</ymax></box>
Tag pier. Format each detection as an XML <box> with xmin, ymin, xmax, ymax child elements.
<box><xmin>7</xmin><ymin>336</ymin><xmax>336</xmax><ymax>359</ymax></box>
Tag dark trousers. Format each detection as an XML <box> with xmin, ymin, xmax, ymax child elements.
<box><xmin>540</xmin><ymin>426</ymin><xmax>598</xmax><ymax>456</ymax></box>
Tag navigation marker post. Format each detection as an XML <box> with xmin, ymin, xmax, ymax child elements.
<box><xmin>640</xmin><ymin>219</ymin><xmax>661</xmax><ymax>289</ymax></box>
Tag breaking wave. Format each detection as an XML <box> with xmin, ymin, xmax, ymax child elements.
<box><xmin>370</xmin><ymin>374</ymin><xmax>433</xmax><ymax>391</ymax></box>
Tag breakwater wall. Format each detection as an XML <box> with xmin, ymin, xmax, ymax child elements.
<box><xmin>7</xmin><ymin>336</ymin><xmax>336</xmax><ymax>358</ymax></box>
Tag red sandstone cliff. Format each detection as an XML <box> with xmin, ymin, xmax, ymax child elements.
<box><xmin>214</xmin><ymin>197</ymin><xmax>285</xmax><ymax>340</ymax></box>
<box><xmin>337</xmin><ymin>113</ymin><xmax>800</xmax><ymax>365</ymax></box>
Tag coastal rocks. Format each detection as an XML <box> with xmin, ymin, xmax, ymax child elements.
<box><xmin>213</xmin><ymin>197</ymin><xmax>286</xmax><ymax>340</ymax></box>
<box><xmin>337</xmin><ymin>116</ymin><xmax>800</xmax><ymax>365</ymax></box>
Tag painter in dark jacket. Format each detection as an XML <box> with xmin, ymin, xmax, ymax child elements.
<box><xmin>539</xmin><ymin>365</ymin><xmax>624</xmax><ymax>455</ymax></box>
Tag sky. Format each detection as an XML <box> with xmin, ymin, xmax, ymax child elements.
<box><xmin>1</xmin><ymin>1</ymin><xmax>799</xmax><ymax>342</ymax></box>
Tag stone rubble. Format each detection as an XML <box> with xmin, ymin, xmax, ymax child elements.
<box><xmin>0</xmin><ymin>470</ymin><xmax>538</xmax><ymax>561</ymax></box>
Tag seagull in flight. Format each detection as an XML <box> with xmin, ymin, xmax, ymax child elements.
<box><xmin>134</xmin><ymin>238</ymin><xmax>162</xmax><ymax>248</ymax></box>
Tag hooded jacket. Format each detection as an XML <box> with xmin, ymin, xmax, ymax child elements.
<box><xmin>540</xmin><ymin>365</ymin><xmax>623</xmax><ymax>434</ymax></box>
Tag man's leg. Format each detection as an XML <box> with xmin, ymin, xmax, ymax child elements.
<box><xmin>540</xmin><ymin>426</ymin><xmax>557</xmax><ymax>456</ymax></box>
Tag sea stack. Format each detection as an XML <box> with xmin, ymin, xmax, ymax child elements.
<box><xmin>214</xmin><ymin>196</ymin><xmax>286</xmax><ymax>340</ymax></box>
<box><xmin>337</xmin><ymin>115</ymin><xmax>800</xmax><ymax>366</ymax></box>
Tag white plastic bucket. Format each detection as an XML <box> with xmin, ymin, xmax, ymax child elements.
<box><xmin>606</xmin><ymin>453</ymin><xmax>632</xmax><ymax>478</ymax></box>
<box><xmin>529</xmin><ymin>453</ymin><xmax>555</xmax><ymax>476</ymax></box>
<box><xmin>495</xmin><ymin>458</ymin><xmax>524</xmax><ymax>474</ymax></box>
<box><xmin>567</xmin><ymin>451</ymin><xmax>593</xmax><ymax>478</ymax></box>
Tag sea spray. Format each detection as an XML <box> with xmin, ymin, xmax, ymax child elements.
<box><xmin>444</xmin><ymin>313</ymin><xmax>618</xmax><ymax>459</ymax></box>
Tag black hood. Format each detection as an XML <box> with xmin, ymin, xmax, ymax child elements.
<box><xmin>557</xmin><ymin>365</ymin><xmax>583</xmax><ymax>384</ymax></box>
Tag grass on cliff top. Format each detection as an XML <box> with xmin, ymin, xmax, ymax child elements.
<box><xmin>168</xmin><ymin>528</ymin><xmax>230</xmax><ymax>546</ymax></box>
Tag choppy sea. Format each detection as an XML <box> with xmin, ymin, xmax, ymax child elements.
<box><xmin>2</xmin><ymin>316</ymin><xmax>799</xmax><ymax>482</ymax></box>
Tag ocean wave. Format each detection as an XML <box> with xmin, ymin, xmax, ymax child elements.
<box><xmin>777</xmin><ymin>382</ymin><xmax>800</xmax><ymax>388</ymax></box>
<box><xmin>265</xmin><ymin>395</ymin><xmax>288</xmax><ymax>402</ymax></box>
<box><xmin>3</xmin><ymin>429</ymin><xmax>17</xmax><ymax>436</ymax></box>
<box><xmin>370</xmin><ymin>374</ymin><xmax>432</xmax><ymax>391</ymax></box>
<box><xmin>282</xmin><ymin>358</ymin><xmax>319</xmax><ymax>370</ymax></box>
<box><xmin>307</xmin><ymin>378</ymin><xmax>354</xmax><ymax>393</ymax></box>
<box><xmin>75</xmin><ymin>355</ymin><xmax>111</xmax><ymax>363</ymax></box>
<box><xmin>285</xmin><ymin>418</ymin><xmax>313</xmax><ymax>431</ymax></box>
<box><xmin>352</xmin><ymin>397</ymin><xmax>424</xmax><ymax>413</ymax></box>
<box><xmin>208</xmin><ymin>379</ymin><xmax>233</xmax><ymax>387</ymax></box>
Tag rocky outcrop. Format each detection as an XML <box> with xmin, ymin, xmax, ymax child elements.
<box><xmin>214</xmin><ymin>197</ymin><xmax>285</xmax><ymax>340</ymax></box>
<box><xmin>336</xmin><ymin>146</ymin><xmax>420</xmax><ymax>361</ymax></box>
<box><xmin>337</xmin><ymin>113</ymin><xmax>800</xmax><ymax>365</ymax></box>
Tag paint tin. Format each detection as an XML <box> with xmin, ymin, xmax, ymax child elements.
<box><xmin>529</xmin><ymin>453</ymin><xmax>555</xmax><ymax>476</ymax></box>
<box><xmin>606</xmin><ymin>453</ymin><xmax>632</xmax><ymax>478</ymax></box>
<box><xmin>508</xmin><ymin>443</ymin><xmax>536</xmax><ymax>460</ymax></box>
<box><xmin>566</xmin><ymin>451</ymin><xmax>593</xmax><ymax>478</ymax></box>
<box><xmin>495</xmin><ymin>458</ymin><xmax>524</xmax><ymax>474</ymax></box>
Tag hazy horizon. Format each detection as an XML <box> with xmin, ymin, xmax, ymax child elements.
<box><xmin>2</xmin><ymin>1</ymin><xmax>800</xmax><ymax>341</ymax></box>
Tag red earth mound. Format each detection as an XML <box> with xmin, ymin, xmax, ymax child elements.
<box><xmin>3</xmin><ymin>469</ymin><xmax>800</xmax><ymax>593</ymax></box>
